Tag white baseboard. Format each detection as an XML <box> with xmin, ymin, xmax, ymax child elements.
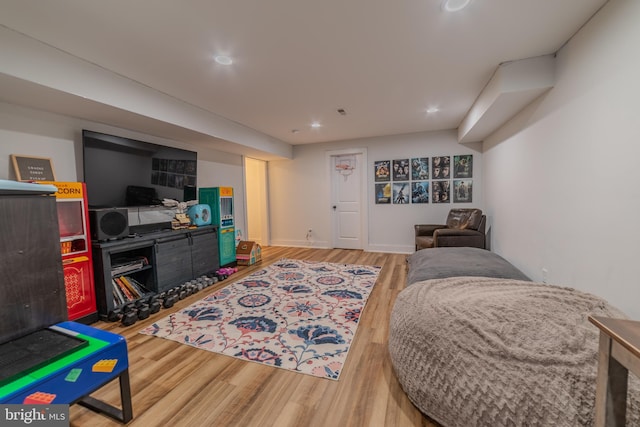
<box><xmin>365</xmin><ymin>243</ymin><xmax>414</xmax><ymax>254</ymax></box>
<box><xmin>270</xmin><ymin>239</ymin><xmax>331</xmax><ymax>249</ymax></box>
<box><xmin>270</xmin><ymin>240</ymin><xmax>413</xmax><ymax>254</ymax></box>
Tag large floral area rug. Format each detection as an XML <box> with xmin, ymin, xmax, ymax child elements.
<box><xmin>139</xmin><ymin>258</ymin><xmax>381</xmax><ymax>379</ymax></box>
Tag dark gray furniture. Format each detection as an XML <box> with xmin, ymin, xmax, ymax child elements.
<box><xmin>0</xmin><ymin>182</ymin><xmax>67</xmax><ymax>344</ymax></box>
<box><xmin>92</xmin><ymin>225</ymin><xmax>219</xmax><ymax>319</ymax></box>
<box><xmin>415</xmin><ymin>208</ymin><xmax>486</xmax><ymax>250</ymax></box>
<box><xmin>154</xmin><ymin>227</ymin><xmax>219</xmax><ymax>293</ymax></box>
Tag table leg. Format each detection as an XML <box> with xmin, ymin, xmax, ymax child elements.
<box><xmin>76</xmin><ymin>369</ymin><xmax>133</xmax><ymax>423</ymax></box>
<box><xmin>119</xmin><ymin>368</ymin><xmax>133</xmax><ymax>423</ymax></box>
<box><xmin>595</xmin><ymin>332</ymin><xmax>628</xmax><ymax>427</ymax></box>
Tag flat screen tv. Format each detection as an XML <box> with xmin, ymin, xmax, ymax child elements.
<box><xmin>82</xmin><ymin>130</ymin><xmax>197</xmax><ymax>208</ymax></box>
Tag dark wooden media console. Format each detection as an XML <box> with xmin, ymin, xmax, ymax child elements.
<box><xmin>92</xmin><ymin>226</ymin><xmax>220</xmax><ymax>319</ymax></box>
<box><xmin>0</xmin><ymin>182</ymin><xmax>67</xmax><ymax>344</ymax></box>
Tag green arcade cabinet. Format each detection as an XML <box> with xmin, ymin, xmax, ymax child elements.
<box><xmin>199</xmin><ymin>186</ymin><xmax>236</xmax><ymax>267</ymax></box>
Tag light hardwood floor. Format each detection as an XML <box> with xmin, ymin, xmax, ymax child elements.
<box><xmin>70</xmin><ymin>246</ymin><xmax>439</xmax><ymax>427</ymax></box>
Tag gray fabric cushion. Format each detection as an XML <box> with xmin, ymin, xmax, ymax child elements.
<box><xmin>407</xmin><ymin>247</ymin><xmax>530</xmax><ymax>285</ymax></box>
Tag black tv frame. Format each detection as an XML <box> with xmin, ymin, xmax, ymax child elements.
<box><xmin>82</xmin><ymin>130</ymin><xmax>197</xmax><ymax>208</ymax></box>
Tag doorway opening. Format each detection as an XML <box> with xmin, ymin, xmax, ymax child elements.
<box><xmin>243</xmin><ymin>157</ymin><xmax>269</xmax><ymax>246</ymax></box>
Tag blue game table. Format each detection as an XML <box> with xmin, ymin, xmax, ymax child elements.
<box><xmin>0</xmin><ymin>322</ymin><xmax>132</xmax><ymax>423</ymax></box>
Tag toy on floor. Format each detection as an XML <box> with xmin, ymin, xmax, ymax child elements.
<box><xmin>216</xmin><ymin>267</ymin><xmax>237</xmax><ymax>280</ymax></box>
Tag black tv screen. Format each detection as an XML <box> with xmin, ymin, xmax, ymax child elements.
<box><xmin>82</xmin><ymin>130</ymin><xmax>197</xmax><ymax>208</ymax></box>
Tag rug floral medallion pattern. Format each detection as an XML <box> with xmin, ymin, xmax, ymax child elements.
<box><xmin>139</xmin><ymin>258</ymin><xmax>381</xmax><ymax>380</ymax></box>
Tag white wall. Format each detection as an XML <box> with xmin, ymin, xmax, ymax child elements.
<box><xmin>0</xmin><ymin>101</ymin><xmax>247</xmax><ymax>237</ymax></box>
<box><xmin>269</xmin><ymin>130</ymin><xmax>482</xmax><ymax>252</ymax></box>
<box><xmin>0</xmin><ymin>103</ymin><xmax>79</xmax><ymax>181</ymax></box>
<box><xmin>197</xmin><ymin>149</ymin><xmax>246</xmax><ymax>241</ymax></box>
<box><xmin>483</xmin><ymin>0</ymin><xmax>640</xmax><ymax>318</ymax></box>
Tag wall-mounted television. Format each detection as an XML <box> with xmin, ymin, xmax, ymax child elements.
<box><xmin>82</xmin><ymin>130</ymin><xmax>197</xmax><ymax>208</ymax></box>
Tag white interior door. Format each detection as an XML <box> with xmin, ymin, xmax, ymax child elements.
<box><xmin>330</xmin><ymin>150</ymin><xmax>365</xmax><ymax>249</ymax></box>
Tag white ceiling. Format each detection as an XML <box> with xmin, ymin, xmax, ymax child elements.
<box><xmin>0</xmin><ymin>0</ymin><xmax>607</xmax><ymax>153</ymax></box>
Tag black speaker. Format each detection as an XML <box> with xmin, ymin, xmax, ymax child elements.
<box><xmin>89</xmin><ymin>208</ymin><xmax>129</xmax><ymax>241</ymax></box>
<box><xmin>183</xmin><ymin>185</ymin><xmax>197</xmax><ymax>202</ymax></box>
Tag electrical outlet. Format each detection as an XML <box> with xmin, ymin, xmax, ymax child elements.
<box><xmin>541</xmin><ymin>268</ymin><xmax>548</xmax><ymax>283</ymax></box>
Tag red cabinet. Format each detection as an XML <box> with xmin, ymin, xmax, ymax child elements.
<box><xmin>43</xmin><ymin>182</ymin><xmax>98</xmax><ymax>323</ymax></box>
<box><xmin>62</xmin><ymin>255</ymin><xmax>95</xmax><ymax>321</ymax></box>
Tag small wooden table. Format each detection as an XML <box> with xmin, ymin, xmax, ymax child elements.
<box><xmin>589</xmin><ymin>316</ymin><xmax>640</xmax><ymax>427</ymax></box>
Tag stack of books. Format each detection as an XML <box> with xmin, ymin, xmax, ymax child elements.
<box><xmin>111</xmin><ymin>256</ymin><xmax>148</xmax><ymax>277</ymax></box>
<box><xmin>112</xmin><ymin>275</ymin><xmax>150</xmax><ymax>306</ymax></box>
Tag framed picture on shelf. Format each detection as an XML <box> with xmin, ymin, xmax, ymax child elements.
<box><xmin>454</xmin><ymin>155</ymin><xmax>473</xmax><ymax>178</ymax></box>
<box><xmin>453</xmin><ymin>179</ymin><xmax>473</xmax><ymax>203</ymax></box>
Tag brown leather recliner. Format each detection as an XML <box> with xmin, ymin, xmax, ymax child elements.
<box><xmin>415</xmin><ymin>208</ymin><xmax>486</xmax><ymax>250</ymax></box>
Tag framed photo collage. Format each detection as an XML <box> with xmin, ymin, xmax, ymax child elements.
<box><xmin>374</xmin><ymin>155</ymin><xmax>473</xmax><ymax>204</ymax></box>
<box><xmin>151</xmin><ymin>158</ymin><xmax>197</xmax><ymax>190</ymax></box>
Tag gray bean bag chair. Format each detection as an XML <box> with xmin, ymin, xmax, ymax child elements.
<box><xmin>389</xmin><ymin>276</ymin><xmax>639</xmax><ymax>427</ymax></box>
<box><xmin>407</xmin><ymin>247</ymin><xmax>530</xmax><ymax>285</ymax></box>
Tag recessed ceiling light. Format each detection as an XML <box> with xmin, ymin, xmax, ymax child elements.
<box><xmin>426</xmin><ymin>107</ymin><xmax>440</xmax><ymax>114</ymax></box>
<box><xmin>214</xmin><ymin>55</ymin><xmax>233</xmax><ymax>65</ymax></box>
<box><xmin>311</xmin><ymin>122</ymin><xmax>322</xmax><ymax>128</ymax></box>
<box><xmin>442</xmin><ymin>0</ymin><xmax>472</xmax><ymax>12</ymax></box>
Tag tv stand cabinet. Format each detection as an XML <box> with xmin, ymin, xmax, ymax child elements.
<box><xmin>92</xmin><ymin>226</ymin><xmax>219</xmax><ymax>320</ymax></box>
